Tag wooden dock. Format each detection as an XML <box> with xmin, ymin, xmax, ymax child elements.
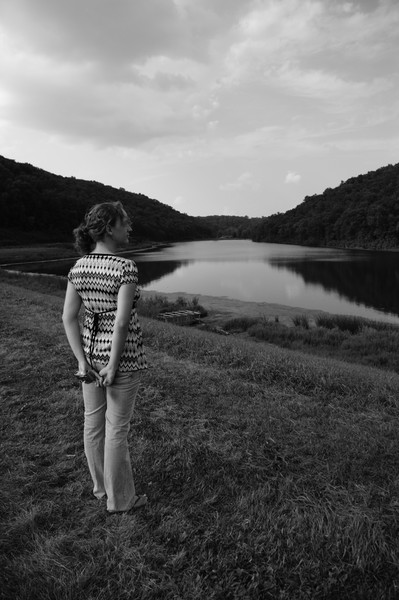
<box><xmin>157</xmin><ymin>310</ymin><xmax>202</xmax><ymax>325</ymax></box>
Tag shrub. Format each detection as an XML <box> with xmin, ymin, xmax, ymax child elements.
<box><xmin>315</xmin><ymin>314</ymin><xmax>366</xmax><ymax>335</ymax></box>
<box><xmin>247</xmin><ymin>320</ymin><xmax>295</xmax><ymax>345</ymax></box>
<box><xmin>137</xmin><ymin>295</ymin><xmax>171</xmax><ymax>318</ymax></box>
<box><xmin>292</xmin><ymin>314</ymin><xmax>310</xmax><ymax>329</ymax></box>
<box><xmin>223</xmin><ymin>317</ymin><xmax>260</xmax><ymax>332</ymax></box>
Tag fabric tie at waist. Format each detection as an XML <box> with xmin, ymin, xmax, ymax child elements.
<box><xmin>86</xmin><ymin>307</ymin><xmax>115</xmax><ymax>367</ymax></box>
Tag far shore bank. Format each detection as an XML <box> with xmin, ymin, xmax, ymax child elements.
<box><xmin>0</xmin><ymin>241</ymin><xmax>166</xmax><ymax>267</ymax></box>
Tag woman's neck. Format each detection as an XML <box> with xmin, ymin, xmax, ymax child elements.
<box><xmin>92</xmin><ymin>239</ymin><xmax>117</xmax><ymax>255</ymax></box>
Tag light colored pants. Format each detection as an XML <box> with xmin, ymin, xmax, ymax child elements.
<box><xmin>82</xmin><ymin>366</ymin><xmax>141</xmax><ymax>512</ymax></box>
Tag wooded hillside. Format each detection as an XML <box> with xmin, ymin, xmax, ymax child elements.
<box><xmin>197</xmin><ymin>215</ymin><xmax>261</xmax><ymax>239</ymax></box>
<box><xmin>0</xmin><ymin>155</ymin><xmax>212</xmax><ymax>245</ymax></box>
<box><xmin>2</xmin><ymin>155</ymin><xmax>399</xmax><ymax>250</ymax></box>
<box><xmin>254</xmin><ymin>163</ymin><xmax>399</xmax><ymax>249</ymax></box>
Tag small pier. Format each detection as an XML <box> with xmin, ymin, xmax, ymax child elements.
<box><xmin>157</xmin><ymin>310</ymin><xmax>202</xmax><ymax>326</ymax></box>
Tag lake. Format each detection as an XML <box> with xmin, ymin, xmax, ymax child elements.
<box><xmin>7</xmin><ymin>240</ymin><xmax>399</xmax><ymax>323</ymax></box>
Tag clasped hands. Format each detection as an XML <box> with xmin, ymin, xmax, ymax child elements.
<box><xmin>75</xmin><ymin>361</ymin><xmax>117</xmax><ymax>387</ymax></box>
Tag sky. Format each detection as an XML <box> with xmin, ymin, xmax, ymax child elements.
<box><xmin>0</xmin><ymin>0</ymin><xmax>398</xmax><ymax>218</ymax></box>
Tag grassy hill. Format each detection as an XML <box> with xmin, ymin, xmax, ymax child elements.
<box><xmin>1</xmin><ymin>273</ymin><xmax>399</xmax><ymax>598</ymax></box>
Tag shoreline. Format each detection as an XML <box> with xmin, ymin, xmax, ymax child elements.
<box><xmin>1</xmin><ymin>266</ymin><xmax>397</xmax><ymax>327</ymax></box>
<box><xmin>141</xmin><ymin>289</ymin><xmax>329</xmax><ymax>326</ymax></box>
<box><xmin>0</xmin><ymin>242</ymin><xmax>165</xmax><ymax>267</ymax></box>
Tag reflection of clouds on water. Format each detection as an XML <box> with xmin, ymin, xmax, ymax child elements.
<box><xmin>220</xmin><ymin>276</ymin><xmax>250</xmax><ymax>301</ymax></box>
<box><xmin>16</xmin><ymin>240</ymin><xmax>399</xmax><ymax>324</ymax></box>
<box><xmin>285</xmin><ymin>282</ymin><xmax>303</xmax><ymax>299</ymax></box>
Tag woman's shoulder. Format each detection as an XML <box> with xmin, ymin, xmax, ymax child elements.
<box><xmin>68</xmin><ymin>254</ymin><xmax>88</xmax><ymax>272</ymax></box>
<box><xmin>75</xmin><ymin>254</ymin><xmax>135</xmax><ymax>265</ymax></box>
<box><xmin>70</xmin><ymin>254</ymin><xmax>137</xmax><ymax>274</ymax></box>
<box><xmin>113</xmin><ymin>255</ymin><xmax>137</xmax><ymax>270</ymax></box>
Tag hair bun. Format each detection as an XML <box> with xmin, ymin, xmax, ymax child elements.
<box><xmin>73</xmin><ymin>201</ymin><xmax>126</xmax><ymax>255</ymax></box>
<box><xmin>73</xmin><ymin>222</ymin><xmax>94</xmax><ymax>254</ymax></box>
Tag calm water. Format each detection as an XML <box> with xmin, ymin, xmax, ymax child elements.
<box><xmin>8</xmin><ymin>240</ymin><xmax>399</xmax><ymax>323</ymax></box>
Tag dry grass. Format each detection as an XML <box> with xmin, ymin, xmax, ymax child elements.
<box><xmin>1</xmin><ymin>276</ymin><xmax>399</xmax><ymax>599</ymax></box>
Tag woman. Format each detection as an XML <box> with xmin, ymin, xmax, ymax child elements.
<box><xmin>62</xmin><ymin>201</ymin><xmax>148</xmax><ymax>513</ymax></box>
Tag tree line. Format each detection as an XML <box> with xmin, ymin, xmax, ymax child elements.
<box><xmin>1</xmin><ymin>155</ymin><xmax>398</xmax><ymax>250</ymax></box>
<box><xmin>0</xmin><ymin>155</ymin><xmax>261</xmax><ymax>245</ymax></box>
<box><xmin>0</xmin><ymin>156</ymin><xmax>213</xmax><ymax>245</ymax></box>
<box><xmin>253</xmin><ymin>163</ymin><xmax>399</xmax><ymax>250</ymax></box>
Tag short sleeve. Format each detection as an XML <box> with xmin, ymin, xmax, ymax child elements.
<box><xmin>120</xmin><ymin>260</ymin><xmax>138</xmax><ymax>285</ymax></box>
<box><xmin>67</xmin><ymin>266</ymin><xmax>75</xmax><ymax>284</ymax></box>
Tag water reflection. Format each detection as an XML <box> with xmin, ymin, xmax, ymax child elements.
<box><xmin>10</xmin><ymin>254</ymin><xmax>186</xmax><ymax>285</ymax></box>
<box><xmin>136</xmin><ymin>260</ymin><xmax>186</xmax><ymax>286</ymax></box>
<box><xmin>6</xmin><ymin>240</ymin><xmax>399</xmax><ymax>323</ymax></box>
<box><xmin>270</xmin><ymin>252</ymin><xmax>399</xmax><ymax>317</ymax></box>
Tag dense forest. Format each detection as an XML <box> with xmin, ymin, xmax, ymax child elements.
<box><xmin>197</xmin><ymin>215</ymin><xmax>261</xmax><ymax>239</ymax></box>
<box><xmin>0</xmin><ymin>155</ymin><xmax>214</xmax><ymax>245</ymax></box>
<box><xmin>1</xmin><ymin>155</ymin><xmax>399</xmax><ymax>250</ymax></box>
<box><xmin>254</xmin><ymin>163</ymin><xmax>399</xmax><ymax>250</ymax></box>
<box><xmin>0</xmin><ymin>155</ymin><xmax>263</xmax><ymax>245</ymax></box>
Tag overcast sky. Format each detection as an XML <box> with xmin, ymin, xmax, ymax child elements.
<box><xmin>0</xmin><ymin>0</ymin><xmax>398</xmax><ymax>217</ymax></box>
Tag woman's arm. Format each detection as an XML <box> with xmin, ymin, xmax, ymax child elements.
<box><xmin>98</xmin><ymin>282</ymin><xmax>136</xmax><ymax>386</ymax></box>
<box><xmin>62</xmin><ymin>281</ymin><xmax>90</xmax><ymax>373</ymax></box>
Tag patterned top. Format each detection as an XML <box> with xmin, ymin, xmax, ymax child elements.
<box><xmin>68</xmin><ymin>254</ymin><xmax>147</xmax><ymax>372</ymax></box>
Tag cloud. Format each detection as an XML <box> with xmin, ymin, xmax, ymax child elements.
<box><xmin>171</xmin><ymin>195</ymin><xmax>185</xmax><ymax>208</ymax></box>
<box><xmin>223</xmin><ymin>0</ymin><xmax>399</xmax><ymax>89</ymax></box>
<box><xmin>1</xmin><ymin>0</ymin><xmax>397</xmax><ymax>152</ymax></box>
<box><xmin>285</xmin><ymin>171</ymin><xmax>301</xmax><ymax>184</ymax></box>
<box><xmin>0</xmin><ymin>0</ymin><xmax>250</xmax><ymax>75</ymax></box>
<box><xmin>0</xmin><ymin>0</ymin><xmax>187</xmax><ymax>66</ymax></box>
<box><xmin>192</xmin><ymin>98</ymin><xmax>220</xmax><ymax>120</ymax></box>
<box><xmin>0</xmin><ymin>0</ymin><xmax>233</xmax><ymax>147</ymax></box>
<box><xmin>207</xmin><ymin>120</ymin><xmax>219</xmax><ymax>131</ymax></box>
<box><xmin>270</xmin><ymin>63</ymin><xmax>392</xmax><ymax>110</ymax></box>
<box><xmin>0</xmin><ymin>61</ymin><xmax>196</xmax><ymax>146</ymax></box>
<box><xmin>0</xmin><ymin>0</ymin><xmax>398</xmax><ymax>217</ymax></box>
<box><xmin>220</xmin><ymin>171</ymin><xmax>260</xmax><ymax>192</ymax></box>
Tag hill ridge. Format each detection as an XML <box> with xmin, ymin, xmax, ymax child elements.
<box><xmin>254</xmin><ymin>162</ymin><xmax>399</xmax><ymax>250</ymax></box>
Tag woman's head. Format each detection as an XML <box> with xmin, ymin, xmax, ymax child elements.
<box><xmin>73</xmin><ymin>201</ymin><xmax>130</xmax><ymax>254</ymax></box>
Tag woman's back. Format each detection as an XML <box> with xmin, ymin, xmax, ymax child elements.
<box><xmin>68</xmin><ymin>253</ymin><xmax>140</xmax><ymax>311</ymax></box>
<box><xmin>68</xmin><ymin>253</ymin><xmax>147</xmax><ymax>372</ymax></box>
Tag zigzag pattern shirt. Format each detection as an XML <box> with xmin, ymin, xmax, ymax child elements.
<box><xmin>68</xmin><ymin>253</ymin><xmax>147</xmax><ymax>372</ymax></box>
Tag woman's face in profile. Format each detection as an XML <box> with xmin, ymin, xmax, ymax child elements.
<box><xmin>110</xmin><ymin>212</ymin><xmax>132</xmax><ymax>247</ymax></box>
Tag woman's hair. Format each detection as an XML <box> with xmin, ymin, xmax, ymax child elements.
<box><xmin>73</xmin><ymin>201</ymin><xmax>127</xmax><ymax>255</ymax></box>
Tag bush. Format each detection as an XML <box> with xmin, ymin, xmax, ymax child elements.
<box><xmin>247</xmin><ymin>320</ymin><xmax>296</xmax><ymax>345</ymax></box>
<box><xmin>223</xmin><ymin>316</ymin><xmax>260</xmax><ymax>332</ymax></box>
<box><xmin>292</xmin><ymin>314</ymin><xmax>310</xmax><ymax>329</ymax></box>
<box><xmin>315</xmin><ymin>314</ymin><xmax>366</xmax><ymax>334</ymax></box>
<box><xmin>137</xmin><ymin>295</ymin><xmax>171</xmax><ymax>318</ymax></box>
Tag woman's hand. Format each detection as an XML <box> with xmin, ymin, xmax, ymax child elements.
<box><xmin>76</xmin><ymin>360</ymin><xmax>103</xmax><ymax>386</ymax></box>
<box><xmin>98</xmin><ymin>363</ymin><xmax>117</xmax><ymax>387</ymax></box>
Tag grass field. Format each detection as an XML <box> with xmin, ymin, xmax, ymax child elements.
<box><xmin>1</xmin><ymin>273</ymin><xmax>399</xmax><ymax>599</ymax></box>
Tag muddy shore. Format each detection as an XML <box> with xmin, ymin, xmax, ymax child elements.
<box><xmin>141</xmin><ymin>289</ymin><xmax>328</xmax><ymax>327</ymax></box>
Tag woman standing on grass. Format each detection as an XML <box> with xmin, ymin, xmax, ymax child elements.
<box><xmin>62</xmin><ymin>201</ymin><xmax>148</xmax><ymax>514</ymax></box>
